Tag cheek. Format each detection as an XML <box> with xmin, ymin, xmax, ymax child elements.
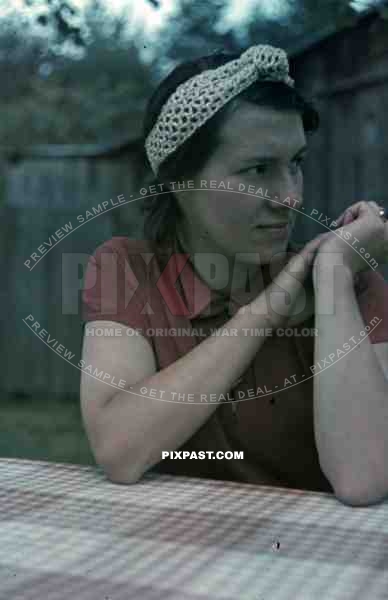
<box><xmin>205</xmin><ymin>191</ymin><xmax>258</xmax><ymax>226</ymax></box>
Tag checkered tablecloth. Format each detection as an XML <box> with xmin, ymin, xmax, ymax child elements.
<box><xmin>1</xmin><ymin>458</ymin><xmax>388</xmax><ymax>600</ymax></box>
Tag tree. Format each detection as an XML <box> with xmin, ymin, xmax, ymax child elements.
<box><xmin>154</xmin><ymin>0</ymin><xmax>242</xmax><ymax>77</ymax></box>
<box><xmin>155</xmin><ymin>0</ymin><xmax>384</xmax><ymax>70</ymax></box>
<box><xmin>24</xmin><ymin>0</ymin><xmax>86</xmax><ymax>49</ymax></box>
<box><xmin>0</xmin><ymin>0</ymin><xmax>155</xmax><ymax>144</ymax></box>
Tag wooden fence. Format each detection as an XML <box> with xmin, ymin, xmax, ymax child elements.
<box><xmin>0</xmin><ymin>138</ymin><xmax>148</xmax><ymax>399</ymax></box>
<box><xmin>289</xmin><ymin>7</ymin><xmax>388</xmax><ymax>259</ymax></box>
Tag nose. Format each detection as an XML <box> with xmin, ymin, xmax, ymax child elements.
<box><xmin>270</xmin><ymin>170</ymin><xmax>303</xmax><ymax>214</ymax></box>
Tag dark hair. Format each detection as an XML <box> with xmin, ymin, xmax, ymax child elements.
<box><xmin>141</xmin><ymin>50</ymin><xmax>319</xmax><ymax>245</ymax></box>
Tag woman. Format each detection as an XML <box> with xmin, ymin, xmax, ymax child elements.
<box><xmin>81</xmin><ymin>44</ymin><xmax>388</xmax><ymax>505</ymax></box>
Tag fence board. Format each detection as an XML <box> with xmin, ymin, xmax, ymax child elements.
<box><xmin>0</xmin><ymin>152</ymin><xmax>141</xmax><ymax>398</ymax></box>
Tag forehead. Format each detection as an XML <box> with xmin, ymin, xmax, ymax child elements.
<box><xmin>215</xmin><ymin>101</ymin><xmax>306</xmax><ymax>162</ymax></box>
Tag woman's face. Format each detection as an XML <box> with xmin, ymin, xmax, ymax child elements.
<box><xmin>175</xmin><ymin>101</ymin><xmax>307</xmax><ymax>267</ymax></box>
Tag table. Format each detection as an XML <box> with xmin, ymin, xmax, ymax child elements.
<box><xmin>1</xmin><ymin>458</ymin><xmax>388</xmax><ymax>600</ymax></box>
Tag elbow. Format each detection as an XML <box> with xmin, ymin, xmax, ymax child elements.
<box><xmin>322</xmin><ymin>469</ymin><xmax>388</xmax><ymax>508</ymax></box>
<box><xmin>96</xmin><ymin>445</ymin><xmax>148</xmax><ymax>485</ymax></box>
<box><xmin>105</xmin><ymin>467</ymin><xmax>144</xmax><ymax>485</ymax></box>
<box><xmin>333</xmin><ymin>481</ymin><xmax>388</xmax><ymax>507</ymax></box>
<box><xmin>319</xmin><ymin>458</ymin><xmax>388</xmax><ymax>507</ymax></box>
<box><xmin>335</xmin><ymin>491</ymin><xmax>386</xmax><ymax>508</ymax></box>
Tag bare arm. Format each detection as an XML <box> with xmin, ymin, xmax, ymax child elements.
<box><xmin>313</xmin><ymin>261</ymin><xmax>388</xmax><ymax>506</ymax></box>
<box><xmin>81</xmin><ymin>236</ymin><xmax>324</xmax><ymax>484</ymax></box>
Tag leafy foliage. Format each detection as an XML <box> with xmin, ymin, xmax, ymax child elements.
<box><xmin>0</xmin><ymin>0</ymin><xmax>155</xmax><ymax>144</ymax></box>
<box><xmin>1</xmin><ymin>0</ymin><xmax>387</xmax><ymax>145</ymax></box>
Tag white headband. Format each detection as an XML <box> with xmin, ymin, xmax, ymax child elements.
<box><xmin>144</xmin><ymin>44</ymin><xmax>295</xmax><ymax>176</ymax></box>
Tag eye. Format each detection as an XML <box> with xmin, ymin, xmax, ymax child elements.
<box><xmin>247</xmin><ymin>163</ymin><xmax>269</xmax><ymax>176</ymax></box>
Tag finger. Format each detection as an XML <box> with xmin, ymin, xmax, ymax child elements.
<box><xmin>334</xmin><ymin>201</ymin><xmax>380</xmax><ymax>228</ymax></box>
<box><xmin>345</xmin><ymin>200</ymin><xmax>380</xmax><ymax>220</ymax></box>
<box><xmin>341</xmin><ymin>203</ymin><xmax>363</xmax><ymax>222</ymax></box>
<box><xmin>332</xmin><ymin>204</ymin><xmax>361</xmax><ymax>227</ymax></box>
<box><xmin>332</xmin><ymin>212</ymin><xmax>346</xmax><ymax>227</ymax></box>
<box><xmin>339</xmin><ymin>210</ymin><xmax>353</xmax><ymax>226</ymax></box>
<box><xmin>334</xmin><ymin>205</ymin><xmax>355</xmax><ymax>226</ymax></box>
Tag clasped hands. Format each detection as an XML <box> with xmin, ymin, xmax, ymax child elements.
<box><xmin>307</xmin><ymin>201</ymin><xmax>388</xmax><ymax>282</ymax></box>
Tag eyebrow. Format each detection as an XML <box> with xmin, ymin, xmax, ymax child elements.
<box><xmin>240</xmin><ymin>144</ymin><xmax>308</xmax><ymax>165</ymax></box>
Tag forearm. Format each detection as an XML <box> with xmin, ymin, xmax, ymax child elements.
<box><xmin>100</xmin><ymin>294</ymin><xmax>281</xmax><ymax>482</ymax></box>
<box><xmin>313</xmin><ymin>263</ymin><xmax>388</xmax><ymax>505</ymax></box>
<box><xmin>99</xmin><ymin>259</ymin><xmax>309</xmax><ymax>483</ymax></box>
